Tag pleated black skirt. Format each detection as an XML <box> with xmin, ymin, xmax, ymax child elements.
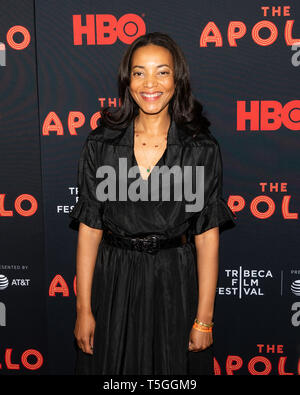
<box><xmin>74</xmin><ymin>239</ymin><xmax>214</xmax><ymax>375</ymax></box>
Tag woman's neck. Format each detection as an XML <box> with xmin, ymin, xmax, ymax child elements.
<box><xmin>134</xmin><ymin>110</ymin><xmax>171</xmax><ymax>137</ymax></box>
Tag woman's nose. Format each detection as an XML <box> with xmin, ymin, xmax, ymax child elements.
<box><xmin>143</xmin><ymin>75</ymin><xmax>158</xmax><ymax>87</ymax></box>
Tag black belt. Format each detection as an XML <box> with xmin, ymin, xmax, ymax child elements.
<box><xmin>103</xmin><ymin>230</ymin><xmax>187</xmax><ymax>254</ymax></box>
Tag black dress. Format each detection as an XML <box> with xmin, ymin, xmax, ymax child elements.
<box><xmin>69</xmin><ymin>114</ymin><xmax>236</xmax><ymax>375</ymax></box>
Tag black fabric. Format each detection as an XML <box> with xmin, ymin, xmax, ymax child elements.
<box><xmin>69</xmin><ymin>114</ymin><xmax>236</xmax><ymax>375</ymax></box>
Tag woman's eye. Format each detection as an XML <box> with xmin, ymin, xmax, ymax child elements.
<box><xmin>132</xmin><ymin>71</ymin><xmax>170</xmax><ymax>77</ymax></box>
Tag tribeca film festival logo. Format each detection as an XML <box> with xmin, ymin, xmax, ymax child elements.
<box><xmin>95</xmin><ymin>159</ymin><xmax>205</xmax><ymax>213</ymax></box>
<box><xmin>217</xmin><ymin>267</ymin><xmax>274</xmax><ymax>298</ymax></box>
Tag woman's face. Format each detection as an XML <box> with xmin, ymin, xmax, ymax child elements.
<box><xmin>129</xmin><ymin>44</ymin><xmax>175</xmax><ymax>115</ymax></box>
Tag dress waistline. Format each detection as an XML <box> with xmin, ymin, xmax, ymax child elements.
<box><xmin>103</xmin><ymin>230</ymin><xmax>187</xmax><ymax>254</ymax></box>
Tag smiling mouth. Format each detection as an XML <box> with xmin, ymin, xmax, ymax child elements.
<box><xmin>140</xmin><ymin>92</ymin><xmax>163</xmax><ymax>101</ymax></box>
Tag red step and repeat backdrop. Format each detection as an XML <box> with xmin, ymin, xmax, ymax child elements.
<box><xmin>0</xmin><ymin>0</ymin><xmax>299</xmax><ymax>375</ymax></box>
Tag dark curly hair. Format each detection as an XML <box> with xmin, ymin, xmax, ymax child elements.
<box><xmin>100</xmin><ymin>32</ymin><xmax>211</xmax><ymax>137</ymax></box>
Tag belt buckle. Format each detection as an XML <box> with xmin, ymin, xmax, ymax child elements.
<box><xmin>132</xmin><ymin>235</ymin><xmax>160</xmax><ymax>254</ymax></box>
<box><xmin>147</xmin><ymin>235</ymin><xmax>160</xmax><ymax>254</ymax></box>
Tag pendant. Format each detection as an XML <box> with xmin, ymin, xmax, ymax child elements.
<box><xmin>147</xmin><ymin>168</ymin><xmax>150</xmax><ymax>172</ymax></box>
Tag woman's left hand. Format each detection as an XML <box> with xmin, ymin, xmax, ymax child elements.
<box><xmin>188</xmin><ymin>327</ymin><xmax>213</xmax><ymax>352</ymax></box>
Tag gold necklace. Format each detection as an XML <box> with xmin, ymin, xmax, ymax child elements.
<box><xmin>135</xmin><ymin>132</ymin><xmax>167</xmax><ymax>173</ymax></box>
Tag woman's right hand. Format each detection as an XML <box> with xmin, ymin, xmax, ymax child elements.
<box><xmin>74</xmin><ymin>310</ymin><xmax>96</xmax><ymax>355</ymax></box>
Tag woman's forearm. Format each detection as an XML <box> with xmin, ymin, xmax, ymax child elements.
<box><xmin>76</xmin><ymin>223</ymin><xmax>103</xmax><ymax>313</ymax></box>
<box><xmin>194</xmin><ymin>227</ymin><xmax>219</xmax><ymax>323</ymax></box>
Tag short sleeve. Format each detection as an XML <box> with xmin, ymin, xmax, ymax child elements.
<box><xmin>190</xmin><ymin>140</ymin><xmax>236</xmax><ymax>235</ymax></box>
<box><xmin>69</xmin><ymin>137</ymin><xmax>104</xmax><ymax>229</ymax></box>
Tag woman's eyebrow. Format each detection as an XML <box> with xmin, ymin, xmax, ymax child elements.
<box><xmin>132</xmin><ymin>64</ymin><xmax>171</xmax><ymax>69</ymax></box>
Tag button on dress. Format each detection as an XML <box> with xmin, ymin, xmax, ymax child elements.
<box><xmin>69</xmin><ymin>114</ymin><xmax>236</xmax><ymax>375</ymax></box>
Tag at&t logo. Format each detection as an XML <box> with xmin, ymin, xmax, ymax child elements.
<box><xmin>291</xmin><ymin>280</ymin><xmax>300</xmax><ymax>296</ymax></box>
<box><xmin>0</xmin><ymin>275</ymin><xmax>9</xmax><ymax>290</ymax></box>
<box><xmin>0</xmin><ymin>274</ymin><xmax>30</xmax><ymax>289</ymax></box>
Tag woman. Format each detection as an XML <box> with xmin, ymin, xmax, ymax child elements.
<box><xmin>69</xmin><ymin>32</ymin><xmax>236</xmax><ymax>375</ymax></box>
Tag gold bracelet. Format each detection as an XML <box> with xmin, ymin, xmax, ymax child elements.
<box><xmin>192</xmin><ymin>323</ymin><xmax>212</xmax><ymax>332</ymax></box>
<box><xmin>193</xmin><ymin>322</ymin><xmax>213</xmax><ymax>330</ymax></box>
<box><xmin>194</xmin><ymin>318</ymin><xmax>214</xmax><ymax>328</ymax></box>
